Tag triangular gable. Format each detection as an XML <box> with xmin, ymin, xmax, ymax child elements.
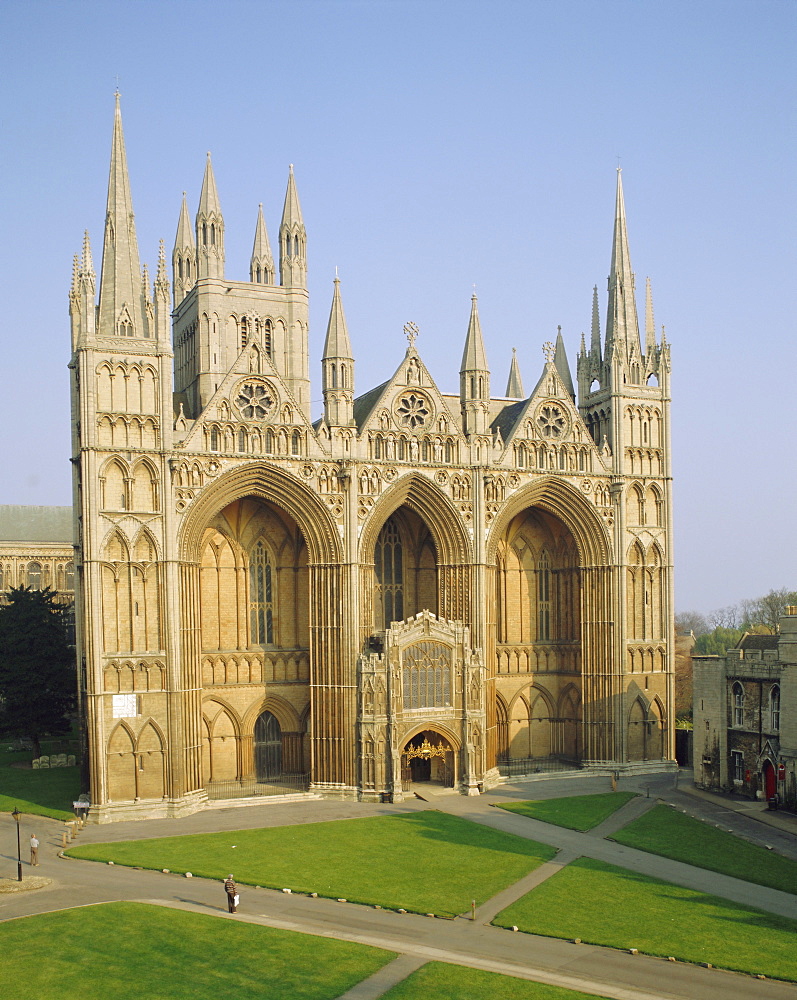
<box><xmin>354</xmin><ymin>348</ymin><xmax>464</xmax><ymax>442</ymax></box>
<box><xmin>493</xmin><ymin>360</ymin><xmax>603</xmax><ymax>463</ymax></box>
<box><xmin>179</xmin><ymin>339</ymin><xmax>322</xmax><ymax>451</ymax></box>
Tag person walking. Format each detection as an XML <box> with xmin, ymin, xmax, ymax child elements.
<box><xmin>30</xmin><ymin>833</ymin><xmax>39</xmax><ymax>867</ymax></box>
<box><xmin>224</xmin><ymin>874</ymin><xmax>238</xmax><ymax>912</ymax></box>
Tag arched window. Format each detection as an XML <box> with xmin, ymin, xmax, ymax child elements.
<box><xmin>444</xmin><ymin>440</ymin><xmax>453</xmax><ymax>464</ymax></box>
<box><xmin>65</xmin><ymin>562</ymin><xmax>75</xmax><ymax>591</ymax></box>
<box><xmin>27</xmin><ymin>561</ymin><xmax>42</xmax><ymax>591</ymax></box>
<box><xmin>375</xmin><ymin>518</ymin><xmax>403</xmax><ymax>629</ymax></box>
<box><xmin>265</xmin><ymin>428</ymin><xmax>275</xmax><ymax>455</ymax></box>
<box><xmin>238</xmin><ymin>428</ymin><xmax>247</xmax><ymax>453</ymax></box>
<box><xmin>291</xmin><ymin>431</ymin><xmax>301</xmax><ymax>456</ymax></box>
<box><xmin>210</xmin><ymin>223</ymin><xmax>216</xmax><ymax>246</ymax></box>
<box><xmin>294</xmin><ymin>235</ymin><xmax>299</xmax><ymax>256</ymax></box>
<box><xmin>240</xmin><ymin>316</ymin><xmax>248</xmax><ymax>349</ymax></box>
<box><xmin>210</xmin><ymin>427</ymin><xmax>219</xmax><ymax>451</ymax></box>
<box><xmin>263</xmin><ymin>319</ymin><xmax>272</xmax><ymax>354</ymax></box>
<box><xmin>771</xmin><ymin>685</ymin><xmax>781</xmax><ymax>731</ymax></box>
<box><xmin>537</xmin><ymin>554</ymin><xmax>551</xmax><ymax>641</ymax></box>
<box><xmin>732</xmin><ymin>682</ymin><xmax>744</xmax><ymax>727</ymax></box>
<box><xmin>202</xmin><ymin>223</ymin><xmax>207</xmax><ymax>245</ymax></box>
<box><xmin>185</xmin><ymin>259</ymin><xmax>191</xmax><ymax>278</ymax></box>
<box><xmin>254</xmin><ymin>711</ymin><xmax>281</xmax><ymax>780</ymax></box>
<box><xmin>249</xmin><ymin>541</ymin><xmax>274</xmax><ymax>645</ymax></box>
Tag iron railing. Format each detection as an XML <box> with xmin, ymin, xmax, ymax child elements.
<box><xmin>205</xmin><ymin>773</ymin><xmax>310</xmax><ymax>800</ymax></box>
<box><xmin>497</xmin><ymin>755</ymin><xmax>583</xmax><ymax>777</ymax></box>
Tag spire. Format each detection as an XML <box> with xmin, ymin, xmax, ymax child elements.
<box><xmin>195</xmin><ymin>153</ymin><xmax>224</xmax><ymax>279</ymax></box>
<box><xmin>279</xmin><ymin>164</ymin><xmax>306</xmax><ymax>287</ymax></box>
<box><xmin>459</xmin><ymin>294</ymin><xmax>490</xmax><ymax>436</ymax></box>
<box><xmin>460</xmin><ymin>294</ymin><xmax>489</xmax><ymax>373</ymax></box>
<box><xmin>198</xmin><ymin>152</ymin><xmax>222</xmax><ymax>217</ymax></box>
<box><xmin>553</xmin><ymin>326</ymin><xmax>575</xmax><ymax>402</ymax></box>
<box><xmin>172</xmin><ymin>193</ymin><xmax>196</xmax><ymax>308</ymax></box>
<box><xmin>590</xmin><ymin>285</ymin><xmax>601</xmax><ymax>360</ymax></box>
<box><xmin>605</xmin><ymin>169</ymin><xmax>641</xmax><ymax>359</ymax></box>
<box><xmin>98</xmin><ymin>93</ymin><xmax>145</xmax><ymax>338</ymax></box>
<box><xmin>323</xmin><ymin>277</ymin><xmax>353</xmax><ymax>361</ymax></box>
<box><xmin>645</xmin><ymin>276</ymin><xmax>657</xmax><ymax>354</ymax></box>
<box><xmin>250</xmin><ymin>204</ymin><xmax>275</xmax><ymax>284</ymax></box>
<box><xmin>505</xmin><ymin>348</ymin><xmax>524</xmax><ymax>398</ymax></box>
<box><xmin>322</xmin><ymin>277</ymin><xmax>354</xmax><ymax>427</ymax></box>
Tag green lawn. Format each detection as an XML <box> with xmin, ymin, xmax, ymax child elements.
<box><xmin>0</xmin><ymin>902</ymin><xmax>393</xmax><ymax>1000</ymax></box>
<box><xmin>611</xmin><ymin>803</ymin><xmax>797</xmax><ymax>895</ymax></box>
<box><xmin>0</xmin><ymin>748</ymin><xmax>79</xmax><ymax>820</ymax></box>
<box><xmin>67</xmin><ymin>811</ymin><xmax>556</xmax><ymax>916</ymax></box>
<box><xmin>381</xmin><ymin>962</ymin><xmax>611</xmax><ymax>999</ymax></box>
<box><xmin>494</xmin><ymin>857</ymin><xmax>797</xmax><ymax>981</ymax></box>
<box><xmin>498</xmin><ymin>792</ymin><xmax>637</xmax><ymax>831</ymax></box>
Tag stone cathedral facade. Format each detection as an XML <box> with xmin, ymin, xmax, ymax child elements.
<box><xmin>70</xmin><ymin>98</ymin><xmax>674</xmax><ymax>822</ymax></box>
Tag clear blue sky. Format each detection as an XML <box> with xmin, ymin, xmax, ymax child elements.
<box><xmin>0</xmin><ymin>0</ymin><xmax>794</xmax><ymax>614</ymax></box>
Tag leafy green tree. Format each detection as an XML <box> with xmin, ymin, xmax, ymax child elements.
<box><xmin>693</xmin><ymin>626</ymin><xmax>743</xmax><ymax>656</ymax></box>
<box><xmin>0</xmin><ymin>587</ymin><xmax>75</xmax><ymax>757</ymax></box>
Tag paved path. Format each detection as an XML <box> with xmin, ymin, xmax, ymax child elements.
<box><xmin>1</xmin><ymin>770</ymin><xmax>796</xmax><ymax>1000</ymax></box>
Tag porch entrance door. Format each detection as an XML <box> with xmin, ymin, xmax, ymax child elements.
<box><xmin>763</xmin><ymin>760</ymin><xmax>776</xmax><ymax>799</ymax></box>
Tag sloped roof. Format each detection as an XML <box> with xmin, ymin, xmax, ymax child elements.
<box><xmin>0</xmin><ymin>506</ymin><xmax>73</xmax><ymax>543</ymax></box>
<box><xmin>352</xmin><ymin>380</ymin><xmax>391</xmax><ymax>430</ymax></box>
<box><xmin>738</xmin><ymin>632</ymin><xmax>779</xmax><ymax>651</ymax></box>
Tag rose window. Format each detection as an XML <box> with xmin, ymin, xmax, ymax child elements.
<box><xmin>235</xmin><ymin>381</ymin><xmax>276</xmax><ymax>420</ymax></box>
<box><xmin>537</xmin><ymin>403</ymin><xmax>567</xmax><ymax>438</ymax></box>
<box><xmin>395</xmin><ymin>392</ymin><xmax>431</xmax><ymax>429</ymax></box>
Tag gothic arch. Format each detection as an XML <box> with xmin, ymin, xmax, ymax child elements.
<box><xmin>242</xmin><ymin>694</ymin><xmax>302</xmax><ymax>734</ymax></box>
<box><xmin>180</xmin><ymin>463</ymin><xmax>342</xmax><ymax>565</ymax></box>
<box><xmin>359</xmin><ymin>472</ymin><xmax>471</xmax><ymax>568</ymax></box>
<box><xmin>401</xmin><ymin>720</ymin><xmax>462</xmax><ymax>752</ymax></box>
<box><xmin>486</xmin><ymin>476</ymin><xmax>610</xmax><ymax>566</ymax></box>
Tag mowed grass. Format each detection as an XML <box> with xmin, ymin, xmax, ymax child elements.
<box><xmin>67</xmin><ymin>811</ymin><xmax>557</xmax><ymax>916</ymax></box>
<box><xmin>498</xmin><ymin>792</ymin><xmax>637</xmax><ymax>831</ymax></box>
<box><xmin>0</xmin><ymin>902</ymin><xmax>393</xmax><ymax>1000</ymax></box>
<box><xmin>0</xmin><ymin>749</ymin><xmax>78</xmax><ymax>820</ymax></box>
<box><xmin>381</xmin><ymin>962</ymin><xmax>611</xmax><ymax>999</ymax></box>
<box><xmin>611</xmin><ymin>803</ymin><xmax>797</xmax><ymax>894</ymax></box>
<box><xmin>494</xmin><ymin>857</ymin><xmax>797</xmax><ymax>981</ymax></box>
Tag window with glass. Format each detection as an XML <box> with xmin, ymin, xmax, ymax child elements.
<box><xmin>771</xmin><ymin>685</ymin><xmax>781</xmax><ymax>731</ymax></box>
<box><xmin>732</xmin><ymin>682</ymin><xmax>744</xmax><ymax>727</ymax></box>
<box><xmin>249</xmin><ymin>541</ymin><xmax>274</xmax><ymax>645</ymax></box>
<box><xmin>375</xmin><ymin>518</ymin><xmax>403</xmax><ymax>629</ymax></box>
<box><xmin>537</xmin><ymin>554</ymin><xmax>551</xmax><ymax>641</ymax></box>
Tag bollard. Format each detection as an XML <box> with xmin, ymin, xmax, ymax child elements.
<box><xmin>62</xmin><ymin>830</ymin><xmax>68</xmax><ymax>849</ymax></box>
<box><xmin>471</xmin><ymin>899</ymin><xmax>476</xmax><ymax>921</ymax></box>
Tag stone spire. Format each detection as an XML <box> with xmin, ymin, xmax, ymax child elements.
<box><xmin>554</xmin><ymin>327</ymin><xmax>575</xmax><ymax>402</ymax></box>
<box><xmin>250</xmin><ymin>204</ymin><xmax>275</xmax><ymax>285</ymax></box>
<box><xmin>322</xmin><ymin>277</ymin><xmax>354</xmax><ymax>427</ymax></box>
<box><xmin>195</xmin><ymin>153</ymin><xmax>224</xmax><ymax>279</ymax></box>
<box><xmin>98</xmin><ymin>93</ymin><xmax>145</xmax><ymax>338</ymax></box>
<box><xmin>505</xmin><ymin>348</ymin><xmax>524</xmax><ymax>398</ymax></box>
<box><xmin>172</xmin><ymin>192</ymin><xmax>196</xmax><ymax>307</ymax></box>
<box><xmin>459</xmin><ymin>294</ymin><xmax>490</xmax><ymax>436</ymax></box>
<box><xmin>154</xmin><ymin>239</ymin><xmax>171</xmax><ymax>343</ymax></box>
<box><xmin>605</xmin><ymin>169</ymin><xmax>641</xmax><ymax>361</ymax></box>
<box><xmin>279</xmin><ymin>165</ymin><xmax>306</xmax><ymax>287</ymax></box>
<box><xmin>590</xmin><ymin>285</ymin><xmax>602</xmax><ymax>361</ymax></box>
<box><xmin>644</xmin><ymin>276</ymin><xmax>657</xmax><ymax>356</ymax></box>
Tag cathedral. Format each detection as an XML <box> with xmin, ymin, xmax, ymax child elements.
<box><xmin>69</xmin><ymin>97</ymin><xmax>674</xmax><ymax>822</ymax></box>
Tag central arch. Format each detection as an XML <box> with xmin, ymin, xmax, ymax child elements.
<box><xmin>401</xmin><ymin>726</ymin><xmax>460</xmax><ymax>789</ymax></box>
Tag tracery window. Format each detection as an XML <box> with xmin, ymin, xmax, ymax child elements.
<box><xmin>375</xmin><ymin>519</ymin><xmax>403</xmax><ymax>628</ymax></box>
<box><xmin>771</xmin><ymin>685</ymin><xmax>781</xmax><ymax>731</ymax></box>
<box><xmin>402</xmin><ymin>641</ymin><xmax>452</xmax><ymax>709</ymax></box>
<box><xmin>249</xmin><ymin>541</ymin><xmax>274</xmax><ymax>645</ymax></box>
<box><xmin>27</xmin><ymin>561</ymin><xmax>42</xmax><ymax>591</ymax></box>
<box><xmin>732</xmin><ymin>682</ymin><xmax>744</xmax><ymax>727</ymax></box>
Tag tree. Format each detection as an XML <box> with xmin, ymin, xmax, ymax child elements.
<box><xmin>740</xmin><ymin>588</ymin><xmax>797</xmax><ymax>633</ymax></box>
<box><xmin>0</xmin><ymin>587</ymin><xmax>75</xmax><ymax>757</ymax></box>
<box><xmin>693</xmin><ymin>626</ymin><xmax>743</xmax><ymax>656</ymax></box>
<box><xmin>675</xmin><ymin>610</ymin><xmax>709</xmax><ymax>636</ymax></box>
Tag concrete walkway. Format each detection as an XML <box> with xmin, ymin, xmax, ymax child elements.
<box><xmin>1</xmin><ymin>770</ymin><xmax>796</xmax><ymax>1000</ymax></box>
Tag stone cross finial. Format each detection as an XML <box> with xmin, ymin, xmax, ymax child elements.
<box><xmin>543</xmin><ymin>341</ymin><xmax>555</xmax><ymax>363</ymax></box>
<box><xmin>404</xmin><ymin>321</ymin><xmax>419</xmax><ymax>348</ymax></box>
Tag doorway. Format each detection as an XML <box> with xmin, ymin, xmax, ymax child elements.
<box><xmin>401</xmin><ymin>730</ymin><xmax>454</xmax><ymax>790</ymax></box>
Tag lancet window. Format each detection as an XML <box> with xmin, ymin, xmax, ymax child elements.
<box><xmin>402</xmin><ymin>641</ymin><xmax>452</xmax><ymax>709</ymax></box>
<box><xmin>537</xmin><ymin>554</ymin><xmax>551</xmax><ymax>640</ymax></box>
<box><xmin>249</xmin><ymin>541</ymin><xmax>274</xmax><ymax>645</ymax></box>
<box><xmin>375</xmin><ymin>519</ymin><xmax>403</xmax><ymax>628</ymax></box>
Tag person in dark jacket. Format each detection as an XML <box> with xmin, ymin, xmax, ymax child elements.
<box><xmin>224</xmin><ymin>874</ymin><xmax>238</xmax><ymax>912</ymax></box>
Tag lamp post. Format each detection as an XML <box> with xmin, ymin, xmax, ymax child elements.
<box><xmin>12</xmin><ymin>807</ymin><xmax>22</xmax><ymax>882</ymax></box>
